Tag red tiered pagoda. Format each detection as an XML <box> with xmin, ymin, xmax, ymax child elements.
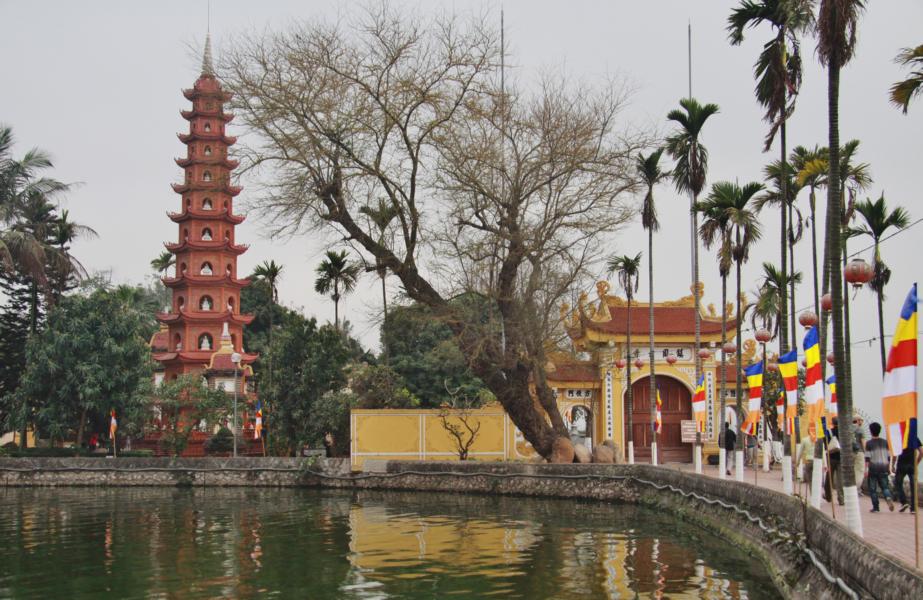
<box><xmin>152</xmin><ymin>36</ymin><xmax>257</xmax><ymax>397</ymax></box>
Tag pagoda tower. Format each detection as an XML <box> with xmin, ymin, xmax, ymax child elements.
<box><xmin>153</xmin><ymin>36</ymin><xmax>257</xmax><ymax>386</ymax></box>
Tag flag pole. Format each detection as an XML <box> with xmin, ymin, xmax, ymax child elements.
<box><xmin>916</xmin><ymin>284</ymin><xmax>920</xmax><ymax>569</ymax></box>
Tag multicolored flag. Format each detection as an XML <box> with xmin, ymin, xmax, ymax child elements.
<box><xmin>692</xmin><ymin>375</ymin><xmax>707</xmax><ymax>433</ymax></box>
<box><xmin>803</xmin><ymin>326</ymin><xmax>824</xmax><ymax>441</ymax></box>
<box><xmin>254</xmin><ymin>401</ymin><xmax>263</xmax><ymax>440</ymax></box>
<box><xmin>654</xmin><ymin>389</ymin><xmax>663</xmax><ymax>434</ymax></box>
<box><xmin>778</xmin><ymin>349</ymin><xmax>799</xmax><ymax>435</ymax></box>
<box><xmin>109</xmin><ymin>409</ymin><xmax>117</xmax><ymax>439</ymax></box>
<box><xmin>826</xmin><ymin>374</ymin><xmax>837</xmax><ymax>418</ymax></box>
<box><xmin>776</xmin><ymin>390</ymin><xmax>785</xmax><ymax>429</ymax></box>
<box><xmin>882</xmin><ymin>284</ymin><xmax>919</xmax><ymax>454</ymax></box>
<box><xmin>741</xmin><ymin>362</ymin><xmax>763</xmax><ymax>435</ymax></box>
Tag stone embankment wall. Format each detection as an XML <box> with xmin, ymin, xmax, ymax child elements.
<box><xmin>1</xmin><ymin>458</ymin><xmax>919</xmax><ymax>600</ymax></box>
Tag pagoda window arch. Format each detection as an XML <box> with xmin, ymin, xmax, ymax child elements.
<box><xmin>183</xmin><ymin>228</ymin><xmax>189</xmax><ymax>241</ymax></box>
<box><xmin>202</xmin><ymin>198</ymin><xmax>213</xmax><ymax>210</ymax></box>
<box><xmin>176</xmin><ymin>296</ymin><xmax>185</xmax><ymax>310</ymax></box>
<box><xmin>185</xmin><ymin>170</ymin><xmax>191</xmax><ymax>182</ymax></box>
<box><xmin>201</xmin><ymin>228</ymin><xmax>213</xmax><ymax>241</ymax></box>
<box><xmin>227</xmin><ymin>296</ymin><xmax>236</xmax><ymax>312</ymax></box>
<box><xmin>198</xmin><ymin>333</ymin><xmax>213</xmax><ymax>350</ymax></box>
<box><xmin>203</xmin><ymin>122</ymin><xmax>212</xmax><ymax>132</ymax></box>
<box><xmin>225</xmin><ymin>263</ymin><xmax>233</xmax><ymax>277</ymax></box>
<box><xmin>173</xmin><ymin>333</ymin><xmax>182</xmax><ymax>351</ymax></box>
<box><xmin>200</xmin><ymin>262</ymin><xmax>213</xmax><ymax>276</ymax></box>
<box><xmin>199</xmin><ymin>295</ymin><xmax>214</xmax><ymax>311</ymax></box>
<box><xmin>223</xmin><ymin>229</ymin><xmax>231</xmax><ymax>241</ymax></box>
<box><xmin>204</xmin><ymin>145</ymin><xmax>212</xmax><ymax>156</ymax></box>
<box><xmin>202</xmin><ymin>171</ymin><xmax>212</xmax><ymax>182</ymax></box>
<box><xmin>185</xmin><ymin>196</ymin><xmax>191</xmax><ymax>209</ymax></box>
<box><xmin>231</xmin><ymin>333</ymin><xmax>238</xmax><ymax>350</ymax></box>
<box><xmin>179</xmin><ymin>262</ymin><xmax>187</xmax><ymax>275</ymax></box>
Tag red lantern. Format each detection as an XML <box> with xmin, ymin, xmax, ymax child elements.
<box><xmin>722</xmin><ymin>341</ymin><xmax>737</xmax><ymax>355</ymax></box>
<box><xmin>698</xmin><ymin>348</ymin><xmax>712</xmax><ymax>360</ymax></box>
<box><xmin>801</xmin><ymin>358</ymin><xmax>807</xmax><ymax>367</ymax></box>
<box><xmin>844</xmin><ymin>258</ymin><xmax>873</xmax><ymax>288</ymax></box>
<box><xmin>634</xmin><ymin>358</ymin><xmax>644</xmax><ymax>369</ymax></box>
<box><xmin>821</xmin><ymin>293</ymin><xmax>833</xmax><ymax>312</ymax></box>
<box><xmin>755</xmin><ymin>328</ymin><xmax>772</xmax><ymax>343</ymax></box>
<box><xmin>666</xmin><ymin>354</ymin><xmax>678</xmax><ymax>365</ymax></box>
<box><xmin>798</xmin><ymin>311</ymin><xmax>818</xmax><ymax>328</ymax></box>
<box><xmin>615</xmin><ymin>358</ymin><xmax>627</xmax><ymax>370</ymax></box>
<box><xmin>826</xmin><ymin>352</ymin><xmax>835</xmax><ymax>365</ymax></box>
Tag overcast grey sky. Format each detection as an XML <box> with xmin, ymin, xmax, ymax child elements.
<box><xmin>2</xmin><ymin>1</ymin><xmax>920</xmax><ymax>421</ymax></box>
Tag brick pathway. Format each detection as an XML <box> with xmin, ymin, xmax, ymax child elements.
<box><xmin>667</xmin><ymin>461</ymin><xmax>922</xmax><ymax>571</ymax></box>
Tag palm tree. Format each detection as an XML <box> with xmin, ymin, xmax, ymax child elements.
<box><xmin>314</xmin><ymin>250</ymin><xmax>361</xmax><ymax>332</ymax></box>
<box><xmin>848</xmin><ymin>194</ymin><xmax>910</xmax><ymax>373</ymax></box>
<box><xmin>817</xmin><ymin>0</ymin><xmax>866</xmax><ymax>535</ymax></box>
<box><xmin>751</xmin><ymin>262</ymin><xmax>802</xmax><ymax>339</ymax></box>
<box><xmin>251</xmin><ymin>259</ymin><xmax>284</xmax><ymax>371</ymax></box>
<box><xmin>49</xmin><ymin>209</ymin><xmax>96</xmax><ymax>302</ymax></box>
<box><xmin>607</xmin><ymin>253</ymin><xmax>643</xmax><ymax>462</ymax></box>
<box><xmin>709</xmin><ymin>181</ymin><xmax>764</xmax><ymax>453</ymax></box>
<box><xmin>0</xmin><ymin>126</ymin><xmax>70</xmax><ymax>285</ymax></box>
<box><xmin>637</xmin><ymin>149</ymin><xmax>670</xmax><ymax>460</ymax></box>
<box><xmin>791</xmin><ymin>145</ymin><xmax>826</xmax><ymax>317</ymax></box>
<box><xmin>695</xmin><ymin>190</ymin><xmax>734</xmax><ymax>470</ymax></box>
<box><xmin>150</xmin><ymin>250</ymin><xmax>175</xmax><ymax>275</ymax></box>
<box><xmin>890</xmin><ymin>44</ymin><xmax>923</xmax><ymax>113</ymax></box>
<box><xmin>728</xmin><ymin>0</ymin><xmax>814</xmax><ymax>361</ymax></box>
<box><xmin>359</xmin><ymin>199</ymin><xmax>399</xmax><ymax>321</ymax></box>
<box><xmin>666</xmin><ymin>97</ymin><xmax>720</xmax><ymax>390</ymax></box>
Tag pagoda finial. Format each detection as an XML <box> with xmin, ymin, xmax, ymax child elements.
<box><xmin>201</xmin><ymin>34</ymin><xmax>215</xmax><ymax>77</ymax></box>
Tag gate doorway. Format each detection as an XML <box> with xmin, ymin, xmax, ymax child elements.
<box><xmin>624</xmin><ymin>375</ymin><xmax>693</xmax><ymax>463</ymax></box>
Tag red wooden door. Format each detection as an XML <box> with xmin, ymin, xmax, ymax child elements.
<box><xmin>625</xmin><ymin>375</ymin><xmax>693</xmax><ymax>463</ymax></box>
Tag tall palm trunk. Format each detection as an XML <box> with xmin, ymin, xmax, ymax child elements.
<box><xmin>779</xmin><ymin>120</ymin><xmax>790</xmax><ymax>358</ymax></box>
<box><xmin>826</xmin><ymin>59</ymin><xmax>859</xmax><ymax>533</ymax></box>
<box><xmin>691</xmin><ymin>203</ymin><xmax>701</xmax><ymax>454</ymax></box>
<box><xmin>810</xmin><ymin>187</ymin><xmax>820</xmax><ymax>316</ymax></box>
<box><xmin>625</xmin><ymin>297</ymin><xmax>633</xmax><ymax>457</ymax></box>
<box><xmin>719</xmin><ymin>273</ymin><xmax>728</xmax><ymax>461</ymax></box>
<box><xmin>734</xmin><ymin>231</ymin><xmax>744</xmax><ymax>451</ymax></box>
<box><xmin>873</xmin><ymin>243</ymin><xmax>886</xmax><ymax>373</ymax></box>
<box><xmin>648</xmin><ymin>228</ymin><xmax>658</xmax><ymax>463</ymax></box>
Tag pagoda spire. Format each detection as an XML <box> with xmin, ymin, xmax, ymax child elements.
<box><xmin>201</xmin><ymin>34</ymin><xmax>215</xmax><ymax>77</ymax></box>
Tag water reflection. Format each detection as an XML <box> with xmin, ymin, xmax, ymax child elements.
<box><xmin>0</xmin><ymin>487</ymin><xmax>778</xmax><ymax>599</ymax></box>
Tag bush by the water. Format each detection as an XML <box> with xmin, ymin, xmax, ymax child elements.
<box><xmin>204</xmin><ymin>427</ymin><xmax>235</xmax><ymax>455</ymax></box>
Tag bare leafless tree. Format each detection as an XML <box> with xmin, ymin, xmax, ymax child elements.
<box><xmin>222</xmin><ymin>5</ymin><xmax>649</xmax><ymax>459</ymax></box>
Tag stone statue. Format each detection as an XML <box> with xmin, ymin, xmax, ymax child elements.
<box><xmin>199</xmin><ymin>336</ymin><xmax>211</xmax><ymax>350</ymax></box>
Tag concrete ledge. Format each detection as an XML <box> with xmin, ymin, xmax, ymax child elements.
<box><xmin>2</xmin><ymin>458</ymin><xmax>919</xmax><ymax>600</ymax></box>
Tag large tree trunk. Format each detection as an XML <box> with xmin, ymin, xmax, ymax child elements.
<box><xmin>626</xmin><ymin>295</ymin><xmax>634</xmax><ymax>454</ymax></box>
<box><xmin>826</xmin><ymin>60</ymin><xmax>860</xmax><ymax>535</ymax></box>
<box><xmin>734</xmin><ymin>236</ymin><xmax>744</xmax><ymax>451</ymax></box>
<box><xmin>874</xmin><ymin>243</ymin><xmax>886</xmax><ymax>373</ymax></box>
<box><xmin>779</xmin><ymin>120</ymin><xmax>790</xmax><ymax>359</ymax></box>
<box><xmin>690</xmin><ymin>203</ymin><xmax>701</xmax><ymax>455</ymax></box>
<box><xmin>719</xmin><ymin>273</ymin><xmax>728</xmax><ymax>455</ymax></box>
<box><xmin>810</xmin><ymin>187</ymin><xmax>820</xmax><ymax>316</ymax></box>
<box><xmin>648</xmin><ymin>228</ymin><xmax>656</xmax><ymax>461</ymax></box>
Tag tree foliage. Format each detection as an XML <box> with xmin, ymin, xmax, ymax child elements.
<box><xmin>9</xmin><ymin>288</ymin><xmax>153</xmax><ymax>443</ymax></box>
<box><xmin>153</xmin><ymin>374</ymin><xmax>229</xmax><ymax>457</ymax></box>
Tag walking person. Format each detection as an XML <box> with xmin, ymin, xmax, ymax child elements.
<box><xmin>865</xmin><ymin>422</ymin><xmax>895</xmax><ymax>513</ymax></box>
<box><xmin>796</xmin><ymin>424</ymin><xmax>815</xmax><ymax>495</ymax></box>
<box><xmin>724</xmin><ymin>422</ymin><xmax>736</xmax><ymax>477</ymax></box>
<box><xmin>852</xmin><ymin>419</ymin><xmax>866</xmax><ymax>496</ymax></box>
<box><xmin>894</xmin><ymin>435</ymin><xmax>922</xmax><ymax>513</ymax></box>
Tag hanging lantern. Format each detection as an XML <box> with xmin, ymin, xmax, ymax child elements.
<box><xmin>755</xmin><ymin>328</ymin><xmax>772</xmax><ymax>343</ymax></box>
<box><xmin>844</xmin><ymin>258</ymin><xmax>873</xmax><ymax>288</ymax></box>
<box><xmin>827</xmin><ymin>352</ymin><xmax>835</xmax><ymax>365</ymax></box>
<box><xmin>801</xmin><ymin>358</ymin><xmax>807</xmax><ymax>367</ymax></box>
<box><xmin>766</xmin><ymin>362</ymin><xmax>779</xmax><ymax>372</ymax></box>
<box><xmin>615</xmin><ymin>358</ymin><xmax>627</xmax><ymax>370</ymax></box>
<box><xmin>634</xmin><ymin>358</ymin><xmax>644</xmax><ymax>369</ymax></box>
<box><xmin>698</xmin><ymin>348</ymin><xmax>712</xmax><ymax>360</ymax></box>
<box><xmin>722</xmin><ymin>341</ymin><xmax>737</xmax><ymax>355</ymax></box>
<box><xmin>666</xmin><ymin>354</ymin><xmax>678</xmax><ymax>365</ymax></box>
<box><xmin>821</xmin><ymin>293</ymin><xmax>833</xmax><ymax>312</ymax></box>
<box><xmin>798</xmin><ymin>311</ymin><xmax>818</xmax><ymax>328</ymax></box>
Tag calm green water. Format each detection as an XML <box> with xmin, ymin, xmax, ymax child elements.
<box><xmin>0</xmin><ymin>487</ymin><xmax>779</xmax><ymax>599</ymax></box>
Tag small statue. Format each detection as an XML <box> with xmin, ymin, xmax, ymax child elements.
<box><xmin>199</xmin><ymin>336</ymin><xmax>211</xmax><ymax>350</ymax></box>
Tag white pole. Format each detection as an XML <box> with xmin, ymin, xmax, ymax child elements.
<box><xmin>628</xmin><ymin>440</ymin><xmax>635</xmax><ymax>465</ymax></box>
<box><xmin>651</xmin><ymin>441</ymin><xmax>658</xmax><ymax>466</ymax></box>
<box><xmin>811</xmin><ymin>457</ymin><xmax>824</xmax><ymax>508</ymax></box>
<box><xmin>719</xmin><ymin>448</ymin><xmax>727</xmax><ymax>480</ymax></box>
<box><xmin>694</xmin><ymin>444</ymin><xmax>702</xmax><ymax>474</ymax></box>
<box><xmin>782</xmin><ymin>455</ymin><xmax>793</xmax><ymax>494</ymax></box>
<box><xmin>735</xmin><ymin>450</ymin><xmax>745</xmax><ymax>482</ymax></box>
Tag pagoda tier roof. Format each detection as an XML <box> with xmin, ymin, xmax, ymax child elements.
<box><xmin>175</xmin><ymin>156</ymin><xmax>239</xmax><ymax>169</ymax></box>
<box><xmin>177</xmin><ymin>132</ymin><xmax>237</xmax><ymax>145</ymax></box>
<box><xmin>149</xmin><ymin>328</ymin><xmax>169</xmax><ymax>352</ymax></box>
<box><xmin>152</xmin><ymin>350</ymin><xmax>257</xmax><ymax>370</ymax></box>
<box><xmin>180</xmin><ymin>109</ymin><xmax>234</xmax><ymax>123</ymax></box>
<box><xmin>171</xmin><ymin>182</ymin><xmax>242</xmax><ymax>196</ymax></box>
<box><xmin>206</xmin><ymin>350</ymin><xmax>259</xmax><ymax>375</ymax></box>
<box><xmin>164</xmin><ymin>239</ymin><xmax>249</xmax><ymax>255</ymax></box>
<box><xmin>156</xmin><ymin>309</ymin><xmax>255</xmax><ymax>326</ymax></box>
<box><xmin>168</xmin><ymin>208</ymin><xmax>245</xmax><ymax>224</ymax></box>
<box><xmin>182</xmin><ymin>86</ymin><xmax>232</xmax><ymax>103</ymax></box>
<box><xmin>162</xmin><ymin>272</ymin><xmax>251</xmax><ymax>288</ymax></box>
<box><xmin>565</xmin><ymin>288</ymin><xmax>737</xmax><ymax>344</ymax></box>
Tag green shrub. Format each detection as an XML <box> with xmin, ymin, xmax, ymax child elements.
<box><xmin>113</xmin><ymin>450</ymin><xmax>154</xmax><ymax>458</ymax></box>
<box><xmin>204</xmin><ymin>427</ymin><xmax>234</xmax><ymax>455</ymax></box>
<box><xmin>10</xmin><ymin>447</ymin><xmax>81</xmax><ymax>458</ymax></box>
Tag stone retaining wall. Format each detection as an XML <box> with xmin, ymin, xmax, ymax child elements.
<box><xmin>1</xmin><ymin>458</ymin><xmax>919</xmax><ymax>600</ymax></box>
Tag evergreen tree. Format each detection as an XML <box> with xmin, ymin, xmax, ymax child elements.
<box><xmin>0</xmin><ymin>270</ymin><xmax>31</xmax><ymax>429</ymax></box>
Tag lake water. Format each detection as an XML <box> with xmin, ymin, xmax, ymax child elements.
<box><xmin>0</xmin><ymin>487</ymin><xmax>780</xmax><ymax>598</ymax></box>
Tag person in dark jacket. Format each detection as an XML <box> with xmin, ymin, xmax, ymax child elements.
<box><xmin>724</xmin><ymin>422</ymin><xmax>737</xmax><ymax>476</ymax></box>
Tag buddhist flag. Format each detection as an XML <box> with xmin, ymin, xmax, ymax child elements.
<box><xmin>803</xmin><ymin>326</ymin><xmax>824</xmax><ymax>441</ymax></box>
<box><xmin>654</xmin><ymin>389</ymin><xmax>663</xmax><ymax>434</ymax></box>
<box><xmin>776</xmin><ymin>390</ymin><xmax>785</xmax><ymax>429</ymax></box>
<box><xmin>109</xmin><ymin>409</ymin><xmax>117</xmax><ymax>439</ymax></box>
<box><xmin>254</xmin><ymin>401</ymin><xmax>263</xmax><ymax>440</ymax></box>
<box><xmin>882</xmin><ymin>284</ymin><xmax>919</xmax><ymax>454</ymax></box>
<box><xmin>778</xmin><ymin>349</ymin><xmax>799</xmax><ymax>434</ymax></box>
<box><xmin>692</xmin><ymin>375</ymin><xmax>707</xmax><ymax>433</ymax></box>
<box><xmin>826</xmin><ymin>374</ymin><xmax>837</xmax><ymax>419</ymax></box>
<box><xmin>741</xmin><ymin>362</ymin><xmax>763</xmax><ymax>435</ymax></box>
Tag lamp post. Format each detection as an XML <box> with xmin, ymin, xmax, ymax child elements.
<box><xmin>231</xmin><ymin>352</ymin><xmax>241</xmax><ymax>458</ymax></box>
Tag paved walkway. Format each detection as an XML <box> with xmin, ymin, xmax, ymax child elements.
<box><xmin>666</xmin><ymin>460</ymin><xmax>921</xmax><ymax>572</ymax></box>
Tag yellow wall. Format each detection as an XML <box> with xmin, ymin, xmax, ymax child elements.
<box><xmin>350</xmin><ymin>405</ymin><xmax>538</xmax><ymax>470</ymax></box>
